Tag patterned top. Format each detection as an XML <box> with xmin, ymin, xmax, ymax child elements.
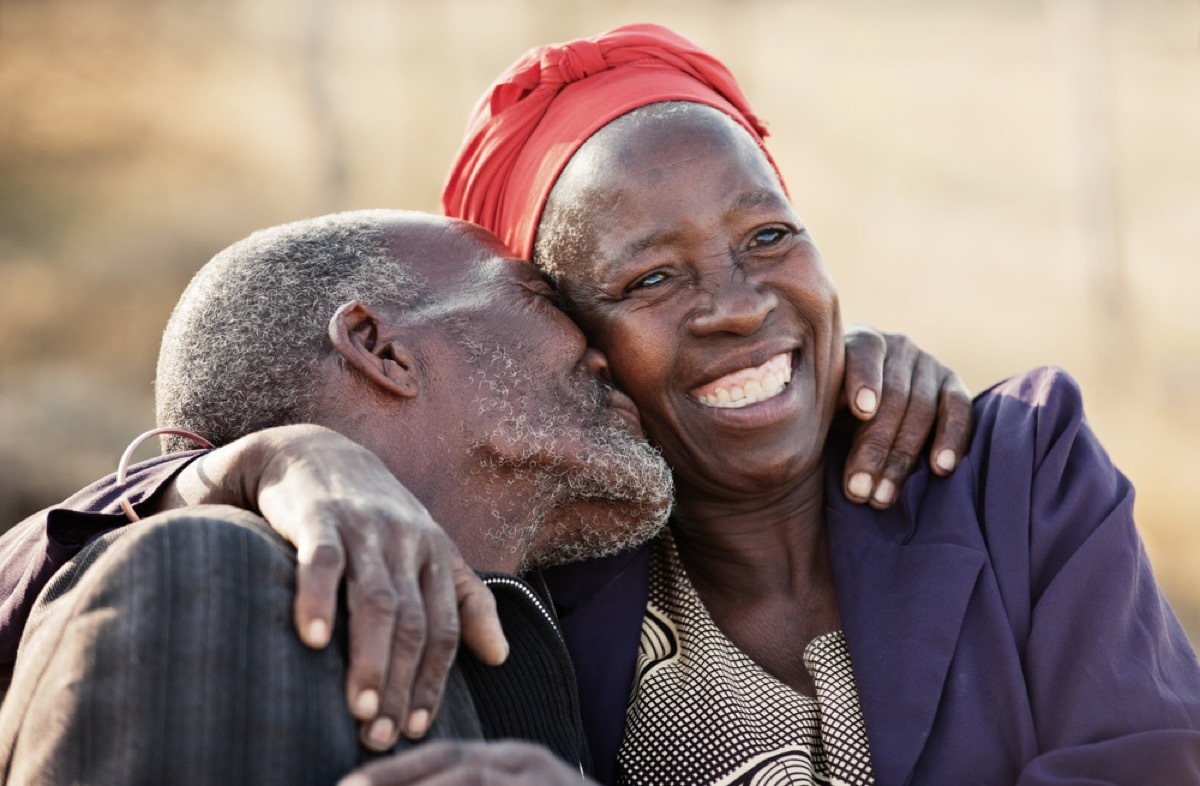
<box><xmin>617</xmin><ymin>534</ymin><xmax>875</xmax><ymax>786</ymax></box>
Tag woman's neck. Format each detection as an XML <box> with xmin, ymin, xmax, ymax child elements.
<box><xmin>669</xmin><ymin>467</ymin><xmax>829</xmax><ymax>602</ymax></box>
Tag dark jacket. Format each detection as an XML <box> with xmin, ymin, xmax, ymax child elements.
<box><xmin>545</xmin><ymin>368</ymin><xmax>1200</xmax><ymax>785</ymax></box>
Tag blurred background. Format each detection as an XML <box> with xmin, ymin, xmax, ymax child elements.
<box><xmin>1</xmin><ymin>0</ymin><xmax>1197</xmax><ymax>640</ymax></box>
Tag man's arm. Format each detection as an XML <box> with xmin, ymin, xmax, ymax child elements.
<box><xmin>0</xmin><ymin>425</ymin><xmax>507</xmax><ymax>752</ymax></box>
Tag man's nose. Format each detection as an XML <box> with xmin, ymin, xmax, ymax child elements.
<box><xmin>581</xmin><ymin>347</ymin><xmax>614</xmax><ymax>384</ymax></box>
<box><xmin>688</xmin><ymin>270</ymin><xmax>777</xmax><ymax>337</ymax></box>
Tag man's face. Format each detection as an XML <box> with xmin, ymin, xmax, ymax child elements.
<box><xmin>405</xmin><ymin>224</ymin><xmax>673</xmax><ymax>570</ymax></box>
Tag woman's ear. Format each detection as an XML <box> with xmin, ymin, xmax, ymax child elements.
<box><xmin>328</xmin><ymin>301</ymin><xmax>420</xmax><ymax>399</ymax></box>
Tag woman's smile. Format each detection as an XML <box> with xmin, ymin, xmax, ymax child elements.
<box><xmin>689</xmin><ymin>351</ymin><xmax>792</xmax><ymax>409</ymax></box>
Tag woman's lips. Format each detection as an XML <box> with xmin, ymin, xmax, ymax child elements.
<box><xmin>688</xmin><ymin>352</ymin><xmax>792</xmax><ymax>409</ymax></box>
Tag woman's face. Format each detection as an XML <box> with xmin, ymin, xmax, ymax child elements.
<box><xmin>540</xmin><ymin>104</ymin><xmax>845</xmax><ymax>501</ymax></box>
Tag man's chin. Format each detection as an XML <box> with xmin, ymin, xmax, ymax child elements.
<box><xmin>521</xmin><ymin>509</ymin><xmax>669</xmax><ymax>572</ymax></box>
<box><xmin>520</xmin><ymin>468</ymin><xmax>674</xmax><ymax>572</ymax></box>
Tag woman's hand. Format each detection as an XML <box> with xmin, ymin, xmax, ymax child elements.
<box><xmin>840</xmin><ymin>325</ymin><xmax>973</xmax><ymax>508</ymax></box>
<box><xmin>338</xmin><ymin>741</ymin><xmax>595</xmax><ymax>786</ymax></box>
<box><xmin>154</xmin><ymin>424</ymin><xmax>508</xmax><ymax>752</ymax></box>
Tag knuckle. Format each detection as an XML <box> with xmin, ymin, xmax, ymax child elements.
<box><xmin>845</xmin><ymin>325</ymin><xmax>885</xmax><ymax>352</ymax></box>
<box><xmin>879</xmin><ymin>359</ymin><xmax>914</xmax><ymax>392</ymax></box>
<box><xmin>392</xmin><ymin>609</ymin><xmax>428</xmax><ymax>646</ymax></box>
<box><xmin>306</xmin><ymin>541</ymin><xmax>345</xmax><ymax>573</ymax></box>
<box><xmin>463</xmin><ymin>583</ymin><xmax>498</xmax><ymax>616</ymax></box>
<box><xmin>381</xmin><ymin>674</ymin><xmax>413</xmax><ymax>709</ymax></box>
<box><xmin>885</xmin><ymin>447</ymin><xmax>918</xmax><ymax>475</ymax></box>
<box><xmin>939</xmin><ymin>407</ymin><xmax>972</xmax><ymax>431</ymax></box>
<box><xmin>911</xmin><ymin>357</ymin><xmax>941</xmax><ymax>393</ymax></box>
<box><xmin>891</xmin><ymin>333</ymin><xmax>916</xmax><ymax>351</ymax></box>
<box><xmin>427</xmin><ymin>621</ymin><xmax>462</xmax><ymax>649</ymax></box>
<box><xmin>849</xmin><ymin>437</ymin><xmax>892</xmax><ymax>470</ymax></box>
<box><xmin>943</xmin><ymin>385</ymin><xmax>974</xmax><ymax>411</ymax></box>
<box><xmin>358</xmin><ymin>585</ymin><xmax>401</xmax><ymax>617</ymax></box>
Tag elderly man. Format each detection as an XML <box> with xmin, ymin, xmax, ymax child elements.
<box><xmin>0</xmin><ymin>210</ymin><xmax>674</xmax><ymax>785</ymax></box>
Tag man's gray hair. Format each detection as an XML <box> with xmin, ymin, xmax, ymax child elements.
<box><xmin>155</xmin><ymin>210</ymin><xmax>423</xmax><ymax>452</ymax></box>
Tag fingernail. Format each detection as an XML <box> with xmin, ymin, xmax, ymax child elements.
<box><xmin>367</xmin><ymin>716</ymin><xmax>396</xmax><ymax>747</ymax></box>
<box><xmin>354</xmin><ymin>689</ymin><xmax>379</xmax><ymax>719</ymax></box>
<box><xmin>848</xmin><ymin>472</ymin><xmax>873</xmax><ymax>500</ymax></box>
<box><xmin>855</xmin><ymin>388</ymin><xmax>878</xmax><ymax>415</ymax></box>
<box><xmin>304</xmin><ymin>618</ymin><xmax>329</xmax><ymax>648</ymax></box>
<box><xmin>404</xmin><ymin>708</ymin><xmax>431</xmax><ymax>738</ymax></box>
<box><xmin>936</xmin><ymin>449</ymin><xmax>957</xmax><ymax>472</ymax></box>
<box><xmin>338</xmin><ymin>776</ymin><xmax>370</xmax><ymax>786</ymax></box>
<box><xmin>873</xmin><ymin>479</ymin><xmax>896</xmax><ymax>506</ymax></box>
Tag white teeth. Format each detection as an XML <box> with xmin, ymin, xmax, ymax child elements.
<box><xmin>693</xmin><ymin>355</ymin><xmax>793</xmax><ymax>409</ymax></box>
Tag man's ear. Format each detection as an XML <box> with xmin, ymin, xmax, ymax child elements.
<box><xmin>329</xmin><ymin>301</ymin><xmax>420</xmax><ymax>399</ymax></box>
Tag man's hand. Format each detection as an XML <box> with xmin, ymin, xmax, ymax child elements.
<box><xmin>840</xmin><ymin>325</ymin><xmax>973</xmax><ymax>508</ymax></box>
<box><xmin>338</xmin><ymin>741</ymin><xmax>596</xmax><ymax>786</ymax></box>
<box><xmin>153</xmin><ymin>424</ymin><xmax>509</xmax><ymax>751</ymax></box>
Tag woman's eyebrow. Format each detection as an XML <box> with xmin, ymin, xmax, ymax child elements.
<box><xmin>618</xmin><ymin>230</ymin><xmax>680</xmax><ymax>263</ymax></box>
<box><xmin>729</xmin><ymin>189</ymin><xmax>784</xmax><ymax>214</ymax></box>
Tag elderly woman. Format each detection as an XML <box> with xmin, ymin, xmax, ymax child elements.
<box><xmin>442</xmin><ymin>24</ymin><xmax>1200</xmax><ymax>786</ymax></box>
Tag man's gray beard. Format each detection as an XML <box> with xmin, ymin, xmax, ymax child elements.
<box><xmin>460</xmin><ymin>340</ymin><xmax>673</xmax><ymax>573</ymax></box>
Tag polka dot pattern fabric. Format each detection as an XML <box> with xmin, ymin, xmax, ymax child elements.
<box><xmin>617</xmin><ymin>534</ymin><xmax>875</xmax><ymax>786</ymax></box>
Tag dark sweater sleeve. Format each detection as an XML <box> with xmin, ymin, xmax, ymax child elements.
<box><xmin>0</xmin><ymin>450</ymin><xmax>206</xmax><ymax>687</ymax></box>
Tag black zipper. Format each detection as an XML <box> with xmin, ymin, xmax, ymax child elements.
<box><xmin>480</xmin><ymin>573</ymin><xmax>592</xmax><ymax>778</ymax></box>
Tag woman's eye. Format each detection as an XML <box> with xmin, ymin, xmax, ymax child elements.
<box><xmin>629</xmin><ymin>271</ymin><xmax>667</xmax><ymax>291</ymax></box>
<box><xmin>748</xmin><ymin>227</ymin><xmax>788</xmax><ymax>248</ymax></box>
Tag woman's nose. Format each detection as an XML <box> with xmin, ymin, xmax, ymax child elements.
<box><xmin>688</xmin><ymin>272</ymin><xmax>777</xmax><ymax>337</ymax></box>
<box><xmin>581</xmin><ymin>347</ymin><xmax>614</xmax><ymax>384</ymax></box>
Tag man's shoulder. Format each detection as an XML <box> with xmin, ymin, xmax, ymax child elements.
<box><xmin>971</xmin><ymin>366</ymin><xmax>1086</xmax><ymax>449</ymax></box>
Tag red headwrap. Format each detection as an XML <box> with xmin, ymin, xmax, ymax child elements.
<box><xmin>441</xmin><ymin>23</ymin><xmax>782</xmax><ymax>260</ymax></box>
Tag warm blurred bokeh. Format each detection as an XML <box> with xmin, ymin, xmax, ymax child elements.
<box><xmin>1</xmin><ymin>0</ymin><xmax>1197</xmax><ymax>639</ymax></box>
